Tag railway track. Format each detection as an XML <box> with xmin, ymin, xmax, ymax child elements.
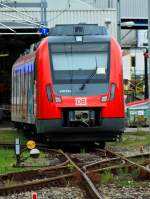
<box><xmin>0</xmin><ymin>147</ymin><xmax>104</xmax><ymax>199</ymax></box>
<box><xmin>0</xmin><ymin>145</ymin><xmax>150</xmax><ymax>198</ymax></box>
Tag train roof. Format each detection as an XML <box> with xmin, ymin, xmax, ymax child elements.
<box><xmin>49</xmin><ymin>24</ymin><xmax>108</xmax><ymax>36</ymax></box>
<box><xmin>48</xmin><ymin>24</ymin><xmax>110</xmax><ymax>43</ymax></box>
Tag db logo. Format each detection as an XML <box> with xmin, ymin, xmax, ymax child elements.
<box><xmin>75</xmin><ymin>97</ymin><xmax>87</xmax><ymax>106</ymax></box>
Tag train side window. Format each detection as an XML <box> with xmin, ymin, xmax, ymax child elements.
<box><xmin>46</xmin><ymin>84</ymin><xmax>53</xmax><ymax>102</ymax></box>
<box><xmin>28</xmin><ymin>64</ymin><xmax>31</xmax><ymax>89</ymax></box>
<box><xmin>19</xmin><ymin>69</ymin><xmax>21</xmax><ymax>111</ymax></box>
<box><xmin>14</xmin><ymin>72</ymin><xmax>16</xmax><ymax>98</ymax></box>
<box><xmin>33</xmin><ymin>59</ymin><xmax>37</xmax><ymax>80</ymax></box>
<box><xmin>12</xmin><ymin>71</ymin><xmax>14</xmax><ymax>108</ymax></box>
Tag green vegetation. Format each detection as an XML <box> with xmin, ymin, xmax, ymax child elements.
<box><xmin>0</xmin><ymin>148</ymin><xmax>26</xmax><ymax>174</ymax></box>
<box><xmin>100</xmin><ymin>168</ymin><xmax>140</xmax><ymax>188</ymax></box>
<box><xmin>0</xmin><ymin>148</ymin><xmax>48</xmax><ymax>174</ymax></box>
<box><xmin>102</xmin><ymin>130</ymin><xmax>150</xmax><ymax>189</ymax></box>
<box><xmin>67</xmin><ymin>162</ymin><xmax>75</xmax><ymax>172</ymax></box>
<box><xmin>0</xmin><ymin>130</ymin><xmax>48</xmax><ymax>174</ymax></box>
<box><xmin>100</xmin><ymin>170</ymin><xmax>114</xmax><ymax>184</ymax></box>
<box><xmin>109</xmin><ymin>130</ymin><xmax>150</xmax><ymax>149</ymax></box>
<box><xmin>80</xmin><ymin>148</ymin><xmax>86</xmax><ymax>154</ymax></box>
<box><xmin>0</xmin><ymin>130</ymin><xmax>27</xmax><ymax>144</ymax></box>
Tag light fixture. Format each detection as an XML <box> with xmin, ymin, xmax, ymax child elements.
<box><xmin>0</xmin><ymin>53</ymin><xmax>9</xmax><ymax>57</ymax></box>
<box><xmin>121</xmin><ymin>21</ymin><xmax>135</xmax><ymax>28</ymax></box>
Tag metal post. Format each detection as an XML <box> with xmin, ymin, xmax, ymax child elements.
<box><xmin>117</xmin><ymin>0</ymin><xmax>121</xmax><ymax>44</ymax></box>
<box><xmin>108</xmin><ymin>0</ymin><xmax>111</xmax><ymax>8</ymax></box>
<box><xmin>108</xmin><ymin>0</ymin><xmax>113</xmax><ymax>8</ymax></box>
<box><xmin>15</xmin><ymin>138</ymin><xmax>20</xmax><ymax>166</ymax></box>
<box><xmin>40</xmin><ymin>0</ymin><xmax>47</xmax><ymax>27</ymax></box>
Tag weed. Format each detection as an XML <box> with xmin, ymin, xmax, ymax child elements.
<box><xmin>117</xmin><ymin>167</ymin><xmax>129</xmax><ymax>178</ymax></box>
<box><xmin>115</xmin><ymin>167</ymin><xmax>140</xmax><ymax>188</ymax></box>
<box><xmin>80</xmin><ymin>148</ymin><xmax>86</xmax><ymax>154</ymax></box>
<box><xmin>100</xmin><ymin>170</ymin><xmax>114</xmax><ymax>185</ymax></box>
<box><xmin>67</xmin><ymin>162</ymin><xmax>75</xmax><ymax>172</ymax></box>
<box><xmin>4</xmin><ymin>179</ymin><xmax>17</xmax><ymax>187</ymax></box>
<box><xmin>117</xmin><ymin>178</ymin><xmax>137</xmax><ymax>188</ymax></box>
<box><xmin>109</xmin><ymin>131</ymin><xmax>150</xmax><ymax>149</ymax></box>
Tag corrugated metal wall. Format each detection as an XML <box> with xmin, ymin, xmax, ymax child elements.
<box><xmin>81</xmin><ymin>0</ymin><xmax>115</xmax><ymax>8</ymax></box>
<box><xmin>81</xmin><ymin>0</ymin><xmax>148</xmax><ymax>18</ymax></box>
<box><xmin>120</xmin><ymin>0</ymin><xmax>148</xmax><ymax>18</ymax></box>
<box><xmin>47</xmin><ymin>9</ymin><xmax>117</xmax><ymax>37</ymax></box>
<box><xmin>0</xmin><ymin>9</ymin><xmax>117</xmax><ymax>37</ymax></box>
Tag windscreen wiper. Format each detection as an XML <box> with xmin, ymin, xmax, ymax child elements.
<box><xmin>79</xmin><ymin>57</ymin><xmax>97</xmax><ymax>90</ymax></box>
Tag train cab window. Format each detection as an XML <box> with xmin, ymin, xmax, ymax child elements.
<box><xmin>49</xmin><ymin>43</ymin><xmax>110</xmax><ymax>84</ymax></box>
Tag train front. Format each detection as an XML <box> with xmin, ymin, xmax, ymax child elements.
<box><xmin>36</xmin><ymin>24</ymin><xmax>125</xmax><ymax>142</ymax></box>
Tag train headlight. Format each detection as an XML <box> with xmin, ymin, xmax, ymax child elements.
<box><xmin>55</xmin><ymin>96</ymin><xmax>62</xmax><ymax>103</ymax></box>
<box><xmin>101</xmin><ymin>95</ymin><xmax>107</xmax><ymax>102</ymax></box>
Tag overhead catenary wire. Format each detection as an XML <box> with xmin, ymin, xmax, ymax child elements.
<box><xmin>0</xmin><ymin>1</ymin><xmax>47</xmax><ymax>28</ymax></box>
<box><xmin>0</xmin><ymin>0</ymin><xmax>39</xmax><ymax>17</ymax></box>
<box><xmin>0</xmin><ymin>21</ymin><xmax>16</xmax><ymax>32</ymax></box>
<box><xmin>0</xmin><ymin>0</ymin><xmax>71</xmax><ymax>29</ymax></box>
<box><xmin>0</xmin><ymin>1</ymin><xmax>40</xmax><ymax>22</ymax></box>
<box><xmin>48</xmin><ymin>1</ymin><xmax>71</xmax><ymax>23</ymax></box>
<box><xmin>0</xmin><ymin>11</ymin><xmax>40</xmax><ymax>28</ymax></box>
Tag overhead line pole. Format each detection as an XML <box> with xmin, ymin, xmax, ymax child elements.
<box><xmin>117</xmin><ymin>0</ymin><xmax>121</xmax><ymax>44</ymax></box>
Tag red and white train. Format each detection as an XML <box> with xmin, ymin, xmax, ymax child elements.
<box><xmin>11</xmin><ymin>24</ymin><xmax>125</xmax><ymax>144</ymax></box>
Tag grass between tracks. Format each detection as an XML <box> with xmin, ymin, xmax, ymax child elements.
<box><xmin>0</xmin><ymin>130</ymin><xmax>27</xmax><ymax>144</ymax></box>
<box><xmin>0</xmin><ymin>129</ymin><xmax>47</xmax><ymax>174</ymax></box>
<box><xmin>100</xmin><ymin>168</ymin><xmax>141</xmax><ymax>188</ymax></box>
<box><xmin>109</xmin><ymin>130</ymin><xmax>150</xmax><ymax>149</ymax></box>
<box><xmin>102</xmin><ymin>129</ymin><xmax>150</xmax><ymax>189</ymax></box>
<box><xmin>0</xmin><ymin>148</ymin><xmax>48</xmax><ymax>174</ymax></box>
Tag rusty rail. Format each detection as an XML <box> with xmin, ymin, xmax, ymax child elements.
<box><xmin>106</xmin><ymin>149</ymin><xmax>150</xmax><ymax>174</ymax></box>
<box><xmin>59</xmin><ymin>149</ymin><xmax>104</xmax><ymax>199</ymax></box>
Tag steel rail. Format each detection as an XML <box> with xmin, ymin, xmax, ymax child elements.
<box><xmin>87</xmin><ymin>164</ymin><xmax>131</xmax><ymax>174</ymax></box>
<box><xmin>87</xmin><ymin>161</ymin><xmax>149</xmax><ymax>175</ymax></box>
<box><xmin>83</xmin><ymin>157</ymin><xmax>120</xmax><ymax>171</ymax></box>
<box><xmin>83</xmin><ymin>152</ymin><xmax>150</xmax><ymax>171</ymax></box>
<box><xmin>0</xmin><ymin>172</ymin><xmax>74</xmax><ymax>195</ymax></box>
<box><xmin>106</xmin><ymin>149</ymin><xmax>150</xmax><ymax>173</ymax></box>
<box><xmin>59</xmin><ymin>149</ymin><xmax>104</xmax><ymax>199</ymax></box>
